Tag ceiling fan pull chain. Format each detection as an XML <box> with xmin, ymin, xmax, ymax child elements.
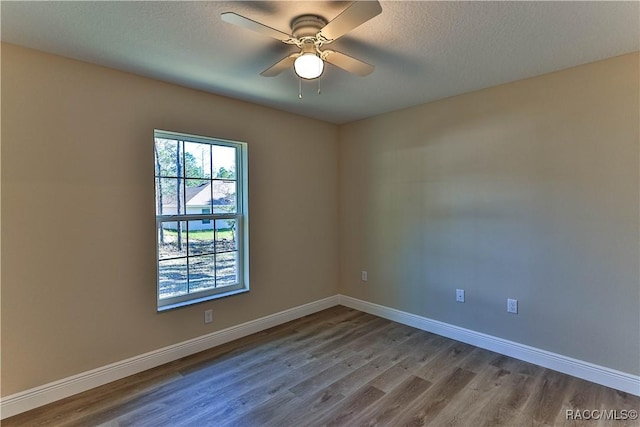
<box><xmin>317</xmin><ymin>79</ymin><xmax>321</xmax><ymax>95</ymax></box>
<box><xmin>298</xmin><ymin>78</ymin><xmax>303</xmax><ymax>99</ymax></box>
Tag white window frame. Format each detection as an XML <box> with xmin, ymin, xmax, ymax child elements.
<box><xmin>154</xmin><ymin>129</ymin><xmax>249</xmax><ymax>311</ymax></box>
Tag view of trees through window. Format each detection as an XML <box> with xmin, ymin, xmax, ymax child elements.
<box><xmin>154</xmin><ymin>133</ymin><xmax>245</xmax><ymax>307</ymax></box>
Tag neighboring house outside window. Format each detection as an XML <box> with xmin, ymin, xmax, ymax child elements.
<box><xmin>154</xmin><ymin>130</ymin><xmax>249</xmax><ymax>311</ymax></box>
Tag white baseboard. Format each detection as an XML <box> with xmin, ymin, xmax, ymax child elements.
<box><xmin>3</xmin><ymin>293</ymin><xmax>638</xmax><ymax>419</ymax></box>
<box><xmin>0</xmin><ymin>295</ymin><xmax>340</xmax><ymax>419</ymax></box>
<box><xmin>338</xmin><ymin>294</ymin><xmax>640</xmax><ymax>397</ymax></box>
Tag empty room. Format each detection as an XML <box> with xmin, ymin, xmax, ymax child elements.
<box><xmin>1</xmin><ymin>1</ymin><xmax>639</xmax><ymax>426</ymax></box>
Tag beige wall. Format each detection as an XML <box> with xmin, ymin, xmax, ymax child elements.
<box><xmin>1</xmin><ymin>44</ymin><xmax>339</xmax><ymax>396</ymax></box>
<box><xmin>339</xmin><ymin>53</ymin><xmax>640</xmax><ymax>375</ymax></box>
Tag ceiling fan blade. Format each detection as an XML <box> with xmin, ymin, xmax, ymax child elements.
<box><xmin>261</xmin><ymin>53</ymin><xmax>299</xmax><ymax>77</ymax></box>
<box><xmin>318</xmin><ymin>1</ymin><xmax>382</xmax><ymax>42</ymax></box>
<box><xmin>323</xmin><ymin>50</ymin><xmax>374</xmax><ymax>76</ymax></box>
<box><xmin>221</xmin><ymin>12</ymin><xmax>293</xmax><ymax>42</ymax></box>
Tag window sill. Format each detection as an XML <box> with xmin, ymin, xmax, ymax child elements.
<box><xmin>157</xmin><ymin>288</ymin><xmax>249</xmax><ymax>312</ymax></box>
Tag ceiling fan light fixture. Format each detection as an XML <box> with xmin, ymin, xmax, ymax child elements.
<box><xmin>294</xmin><ymin>53</ymin><xmax>324</xmax><ymax>80</ymax></box>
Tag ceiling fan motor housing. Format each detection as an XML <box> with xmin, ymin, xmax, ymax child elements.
<box><xmin>291</xmin><ymin>15</ymin><xmax>327</xmax><ymax>39</ymax></box>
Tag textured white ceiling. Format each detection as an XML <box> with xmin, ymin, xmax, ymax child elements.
<box><xmin>2</xmin><ymin>1</ymin><xmax>638</xmax><ymax>124</ymax></box>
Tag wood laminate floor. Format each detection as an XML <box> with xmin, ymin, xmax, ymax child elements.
<box><xmin>3</xmin><ymin>306</ymin><xmax>639</xmax><ymax>426</ymax></box>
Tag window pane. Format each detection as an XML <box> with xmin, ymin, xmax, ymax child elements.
<box><xmin>154</xmin><ymin>138</ymin><xmax>183</xmax><ymax>177</ymax></box>
<box><xmin>212</xmin><ymin>145</ymin><xmax>236</xmax><ymax>179</ymax></box>
<box><xmin>212</xmin><ymin>180</ymin><xmax>236</xmax><ymax>214</ymax></box>
<box><xmin>159</xmin><ymin>258</ymin><xmax>188</xmax><ymax>299</ymax></box>
<box><xmin>188</xmin><ymin>255</ymin><xmax>216</xmax><ymax>293</ymax></box>
<box><xmin>184</xmin><ymin>142</ymin><xmax>211</xmax><ymax>179</ymax></box>
<box><xmin>215</xmin><ymin>219</ymin><xmax>237</xmax><ymax>252</ymax></box>
<box><xmin>154</xmin><ymin>138</ymin><xmax>179</xmax><ymax>177</ymax></box>
<box><xmin>185</xmin><ymin>179</ymin><xmax>210</xmax><ymax>213</ymax></box>
<box><xmin>158</xmin><ymin>221</ymin><xmax>187</xmax><ymax>259</ymax></box>
<box><xmin>155</xmin><ymin>178</ymin><xmax>163</xmax><ymax>215</ymax></box>
<box><xmin>216</xmin><ymin>252</ymin><xmax>238</xmax><ymax>287</ymax></box>
<box><xmin>188</xmin><ymin>220</ymin><xmax>214</xmax><ymax>256</ymax></box>
<box><xmin>157</xmin><ymin>177</ymin><xmax>184</xmax><ymax>215</ymax></box>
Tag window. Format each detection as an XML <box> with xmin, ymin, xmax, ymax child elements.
<box><xmin>201</xmin><ymin>209</ymin><xmax>211</xmax><ymax>224</ymax></box>
<box><xmin>154</xmin><ymin>130</ymin><xmax>249</xmax><ymax>311</ymax></box>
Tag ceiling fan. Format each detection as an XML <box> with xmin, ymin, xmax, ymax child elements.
<box><xmin>221</xmin><ymin>1</ymin><xmax>382</xmax><ymax>80</ymax></box>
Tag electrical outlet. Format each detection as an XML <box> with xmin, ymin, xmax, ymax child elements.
<box><xmin>361</xmin><ymin>270</ymin><xmax>368</xmax><ymax>281</ymax></box>
<box><xmin>507</xmin><ymin>298</ymin><xmax>518</xmax><ymax>314</ymax></box>
<box><xmin>204</xmin><ymin>309</ymin><xmax>213</xmax><ymax>324</ymax></box>
<box><xmin>456</xmin><ymin>289</ymin><xmax>465</xmax><ymax>303</ymax></box>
